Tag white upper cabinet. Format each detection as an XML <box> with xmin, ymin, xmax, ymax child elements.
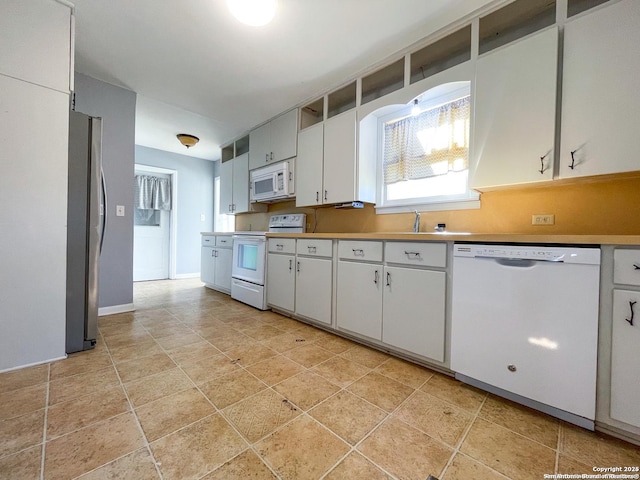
<box><xmin>219</xmin><ymin>153</ymin><xmax>251</xmax><ymax>214</ymax></box>
<box><xmin>296</xmin><ymin>122</ymin><xmax>324</xmax><ymax>207</ymax></box>
<box><xmin>323</xmin><ymin>110</ymin><xmax>358</xmax><ymax>205</ymax></box>
<box><xmin>470</xmin><ymin>28</ymin><xmax>558</xmax><ymax>190</ymax></box>
<box><xmin>249</xmin><ymin>109</ymin><xmax>298</xmax><ymax>170</ymax></box>
<box><xmin>559</xmin><ymin>0</ymin><xmax>640</xmax><ymax>178</ymax></box>
<box><xmin>0</xmin><ymin>0</ymin><xmax>72</xmax><ymax>93</ymax></box>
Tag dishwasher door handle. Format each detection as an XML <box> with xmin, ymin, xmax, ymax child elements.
<box><xmin>494</xmin><ymin>258</ymin><xmax>537</xmax><ymax>268</ymax></box>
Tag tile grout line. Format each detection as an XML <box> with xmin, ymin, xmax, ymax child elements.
<box><xmin>439</xmin><ymin>392</ymin><xmax>489</xmax><ymax>479</ymax></box>
<box><xmin>102</xmin><ymin>327</ymin><xmax>165</xmax><ymax>480</ymax></box>
<box><xmin>39</xmin><ymin>363</ymin><xmax>51</xmax><ymax>480</ymax></box>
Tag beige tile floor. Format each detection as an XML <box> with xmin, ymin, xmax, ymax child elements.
<box><xmin>1</xmin><ymin>278</ymin><xmax>639</xmax><ymax>480</ymax></box>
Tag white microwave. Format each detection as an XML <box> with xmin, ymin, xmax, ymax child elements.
<box><xmin>250</xmin><ymin>159</ymin><xmax>295</xmax><ymax>203</ymax></box>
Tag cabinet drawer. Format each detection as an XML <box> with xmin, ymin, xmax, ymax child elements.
<box><xmin>269</xmin><ymin>238</ymin><xmax>296</xmax><ymax>254</ymax></box>
<box><xmin>202</xmin><ymin>235</ymin><xmax>215</xmax><ymax>247</ymax></box>
<box><xmin>215</xmin><ymin>236</ymin><xmax>233</xmax><ymax>247</ymax></box>
<box><xmin>385</xmin><ymin>242</ymin><xmax>446</xmax><ymax>268</ymax></box>
<box><xmin>614</xmin><ymin>249</ymin><xmax>640</xmax><ymax>286</ymax></box>
<box><xmin>297</xmin><ymin>239</ymin><xmax>333</xmax><ymax>257</ymax></box>
<box><xmin>338</xmin><ymin>241</ymin><xmax>383</xmax><ymax>262</ymax></box>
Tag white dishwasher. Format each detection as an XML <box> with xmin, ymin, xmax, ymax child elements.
<box><xmin>451</xmin><ymin>244</ymin><xmax>600</xmax><ymax>429</ymax></box>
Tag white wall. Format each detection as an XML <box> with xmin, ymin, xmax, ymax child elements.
<box><xmin>74</xmin><ymin>73</ymin><xmax>137</xmax><ymax>310</ymax></box>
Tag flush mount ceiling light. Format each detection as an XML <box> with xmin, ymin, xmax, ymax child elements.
<box><xmin>227</xmin><ymin>0</ymin><xmax>276</xmax><ymax>26</ymax></box>
<box><xmin>176</xmin><ymin>133</ymin><xmax>199</xmax><ymax>148</ymax></box>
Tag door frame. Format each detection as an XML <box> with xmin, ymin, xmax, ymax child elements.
<box><xmin>134</xmin><ymin>164</ymin><xmax>178</xmax><ymax>279</ymax></box>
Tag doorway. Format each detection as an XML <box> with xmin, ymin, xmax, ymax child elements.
<box><xmin>133</xmin><ymin>165</ymin><xmax>177</xmax><ymax>281</ymax></box>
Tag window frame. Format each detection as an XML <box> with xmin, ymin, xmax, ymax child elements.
<box><xmin>375</xmin><ymin>82</ymin><xmax>479</xmax><ymax>214</ymax></box>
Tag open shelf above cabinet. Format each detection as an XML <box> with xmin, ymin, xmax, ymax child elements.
<box><xmin>361</xmin><ymin>58</ymin><xmax>405</xmax><ymax>105</ymax></box>
<box><xmin>567</xmin><ymin>0</ymin><xmax>610</xmax><ymax>17</ymax></box>
<box><xmin>410</xmin><ymin>25</ymin><xmax>471</xmax><ymax>84</ymax></box>
<box><xmin>327</xmin><ymin>81</ymin><xmax>356</xmax><ymax>119</ymax></box>
<box><xmin>479</xmin><ymin>0</ymin><xmax>556</xmax><ymax>55</ymax></box>
<box><xmin>300</xmin><ymin>98</ymin><xmax>324</xmax><ymax>130</ymax></box>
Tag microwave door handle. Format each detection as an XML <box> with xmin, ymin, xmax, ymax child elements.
<box><xmin>273</xmin><ymin>173</ymin><xmax>279</xmax><ymax>193</ymax></box>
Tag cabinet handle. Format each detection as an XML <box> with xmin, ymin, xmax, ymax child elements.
<box><xmin>270</xmin><ymin>152</ymin><xmax>273</xmax><ymax>162</ymax></box>
<box><xmin>569</xmin><ymin>149</ymin><xmax>578</xmax><ymax>170</ymax></box>
<box><xmin>289</xmin><ymin>259</ymin><xmax>293</xmax><ymax>271</ymax></box>
<box><xmin>386</xmin><ymin>271</ymin><xmax>391</xmax><ymax>286</ymax></box>
<box><xmin>265</xmin><ymin>153</ymin><xmax>269</xmax><ymax>163</ymax></box>
<box><xmin>539</xmin><ymin>153</ymin><xmax>548</xmax><ymax>175</ymax></box>
<box><xmin>211</xmin><ymin>250</ymin><xmax>215</xmax><ymax>257</ymax></box>
<box><xmin>374</xmin><ymin>270</ymin><xmax>379</xmax><ymax>284</ymax></box>
<box><xmin>352</xmin><ymin>248</ymin><xmax>364</xmax><ymax>256</ymax></box>
<box><xmin>626</xmin><ymin>300</ymin><xmax>636</xmax><ymax>326</ymax></box>
<box><xmin>316</xmin><ymin>191</ymin><xmax>319</xmax><ymax>202</ymax></box>
<box><xmin>404</xmin><ymin>251</ymin><xmax>421</xmax><ymax>259</ymax></box>
<box><xmin>324</xmin><ymin>190</ymin><xmax>328</xmax><ymax>201</ymax></box>
<box><xmin>307</xmin><ymin>246</ymin><xmax>316</xmax><ymax>254</ymax></box>
<box><xmin>296</xmin><ymin>261</ymin><xmax>300</xmax><ymax>273</ymax></box>
<box><xmin>276</xmin><ymin>244</ymin><xmax>284</xmax><ymax>251</ymax></box>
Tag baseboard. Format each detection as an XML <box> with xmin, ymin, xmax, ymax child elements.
<box><xmin>98</xmin><ymin>303</ymin><xmax>135</xmax><ymax>316</ymax></box>
<box><xmin>174</xmin><ymin>273</ymin><xmax>200</xmax><ymax>279</ymax></box>
<box><xmin>0</xmin><ymin>355</ymin><xmax>67</xmax><ymax>374</ymax></box>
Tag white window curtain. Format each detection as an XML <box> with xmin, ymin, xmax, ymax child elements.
<box><xmin>383</xmin><ymin>95</ymin><xmax>470</xmax><ymax>185</ymax></box>
<box><xmin>134</xmin><ymin>175</ymin><xmax>171</xmax><ymax>211</ymax></box>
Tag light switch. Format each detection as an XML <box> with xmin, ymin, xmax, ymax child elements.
<box><xmin>116</xmin><ymin>205</ymin><xmax>125</xmax><ymax>217</ymax></box>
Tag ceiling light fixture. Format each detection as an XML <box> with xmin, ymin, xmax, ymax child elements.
<box><xmin>227</xmin><ymin>0</ymin><xmax>276</xmax><ymax>26</ymax></box>
<box><xmin>411</xmin><ymin>99</ymin><xmax>421</xmax><ymax>116</ymax></box>
<box><xmin>177</xmin><ymin>133</ymin><xmax>199</xmax><ymax>148</ymax></box>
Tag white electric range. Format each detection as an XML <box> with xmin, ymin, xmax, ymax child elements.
<box><xmin>231</xmin><ymin>214</ymin><xmax>306</xmax><ymax>310</ymax></box>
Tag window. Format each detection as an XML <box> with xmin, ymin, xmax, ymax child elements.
<box><xmin>214</xmin><ymin>176</ymin><xmax>235</xmax><ymax>232</ymax></box>
<box><xmin>376</xmin><ymin>83</ymin><xmax>479</xmax><ymax>212</ymax></box>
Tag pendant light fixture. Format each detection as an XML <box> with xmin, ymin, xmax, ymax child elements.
<box><xmin>411</xmin><ymin>99</ymin><xmax>421</xmax><ymax>116</ymax></box>
<box><xmin>177</xmin><ymin>134</ymin><xmax>199</xmax><ymax>148</ymax></box>
<box><xmin>227</xmin><ymin>0</ymin><xmax>276</xmax><ymax>26</ymax></box>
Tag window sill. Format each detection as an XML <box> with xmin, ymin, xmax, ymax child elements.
<box><xmin>375</xmin><ymin>198</ymin><xmax>480</xmax><ymax>214</ymax></box>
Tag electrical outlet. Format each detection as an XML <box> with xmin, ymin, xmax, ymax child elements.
<box><xmin>116</xmin><ymin>205</ymin><xmax>125</xmax><ymax>217</ymax></box>
<box><xmin>532</xmin><ymin>214</ymin><xmax>554</xmax><ymax>225</ymax></box>
<box><xmin>200</xmin><ymin>214</ymin><xmax>205</xmax><ymax>221</ymax></box>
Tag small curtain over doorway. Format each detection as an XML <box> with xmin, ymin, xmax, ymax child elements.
<box><xmin>134</xmin><ymin>175</ymin><xmax>171</xmax><ymax>211</ymax></box>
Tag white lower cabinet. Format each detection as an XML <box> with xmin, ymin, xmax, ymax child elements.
<box><xmin>382</xmin><ymin>266</ymin><xmax>446</xmax><ymax>362</ymax></box>
<box><xmin>336</xmin><ymin>260</ymin><xmax>383</xmax><ymax>340</ymax></box>
<box><xmin>201</xmin><ymin>236</ymin><xmax>232</xmax><ymax>294</ymax></box>
<box><xmin>610</xmin><ymin>289</ymin><xmax>640</xmax><ymax>429</ymax></box>
<box><xmin>267</xmin><ymin>252</ymin><xmax>295</xmax><ymax>312</ymax></box>
<box><xmin>213</xmin><ymin>248</ymin><xmax>232</xmax><ymax>293</ymax></box>
<box><xmin>295</xmin><ymin>256</ymin><xmax>332</xmax><ymax>325</ymax></box>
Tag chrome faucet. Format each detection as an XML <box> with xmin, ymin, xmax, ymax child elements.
<box><xmin>413</xmin><ymin>210</ymin><xmax>420</xmax><ymax>233</ymax></box>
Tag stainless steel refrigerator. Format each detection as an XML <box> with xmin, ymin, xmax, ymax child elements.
<box><xmin>66</xmin><ymin>110</ymin><xmax>104</xmax><ymax>353</ymax></box>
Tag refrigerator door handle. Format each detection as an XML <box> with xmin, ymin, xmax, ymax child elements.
<box><xmin>100</xmin><ymin>167</ymin><xmax>107</xmax><ymax>255</ymax></box>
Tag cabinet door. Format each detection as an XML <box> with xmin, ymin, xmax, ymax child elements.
<box><xmin>471</xmin><ymin>28</ymin><xmax>557</xmax><ymax>189</ymax></box>
<box><xmin>219</xmin><ymin>160</ymin><xmax>234</xmax><ymax>215</ymax></box>
<box><xmin>295</xmin><ymin>257</ymin><xmax>332</xmax><ymax>325</ymax></box>
<box><xmin>201</xmin><ymin>246</ymin><xmax>215</xmax><ymax>285</ymax></box>
<box><xmin>267</xmin><ymin>253</ymin><xmax>295</xmax><ymax>311</ymax></box>
<box><xmin>610</xmin><ymin>289</ymin><xmax>640</xmax><ymax>428</ymax></box>
<box><xmin>213</xmin><ymin>248</ymin><xmax>233</xmax><ymax>293</ymax></box>
<box><xmin>323</xmin><ymin>110</ymin><xmax>357</xmax><ymax>205</ymax></box>
<box><xmin>232</xmin><ymin>153</ymin><xmax>249</xmax><ymax>213</ymax></box>
<box><xmin>270</xmin><ymin>109</ymin><xmax>298</xmax><ymax>163</ymax></box>
<box><xmin>336</xmin><ymin>261</ymin><xmax>382</xmax><ymax>340</ymax></box>
<box><xmin>0</xmin><ymin>0</ymin><xmax>71</xmax><ymax>92</ymax></box>
<box><xmin>382</xmin><ymin>266</ymin><xmax>446</xmax><ymax>362</ymax></box>
<box><xmin>296</xmin><ymin>123</ymin><xmax>324</xmax><ymax>207</ymax></box>
<box><xmin>560</xmin><ymin>0</ymin><xmax>640</xmax><ymax>178</ymax></box>
<box><xmin>249</xmin><ymin>122</ymin><xmax>271</xmax><ymax>170</ymax></box>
